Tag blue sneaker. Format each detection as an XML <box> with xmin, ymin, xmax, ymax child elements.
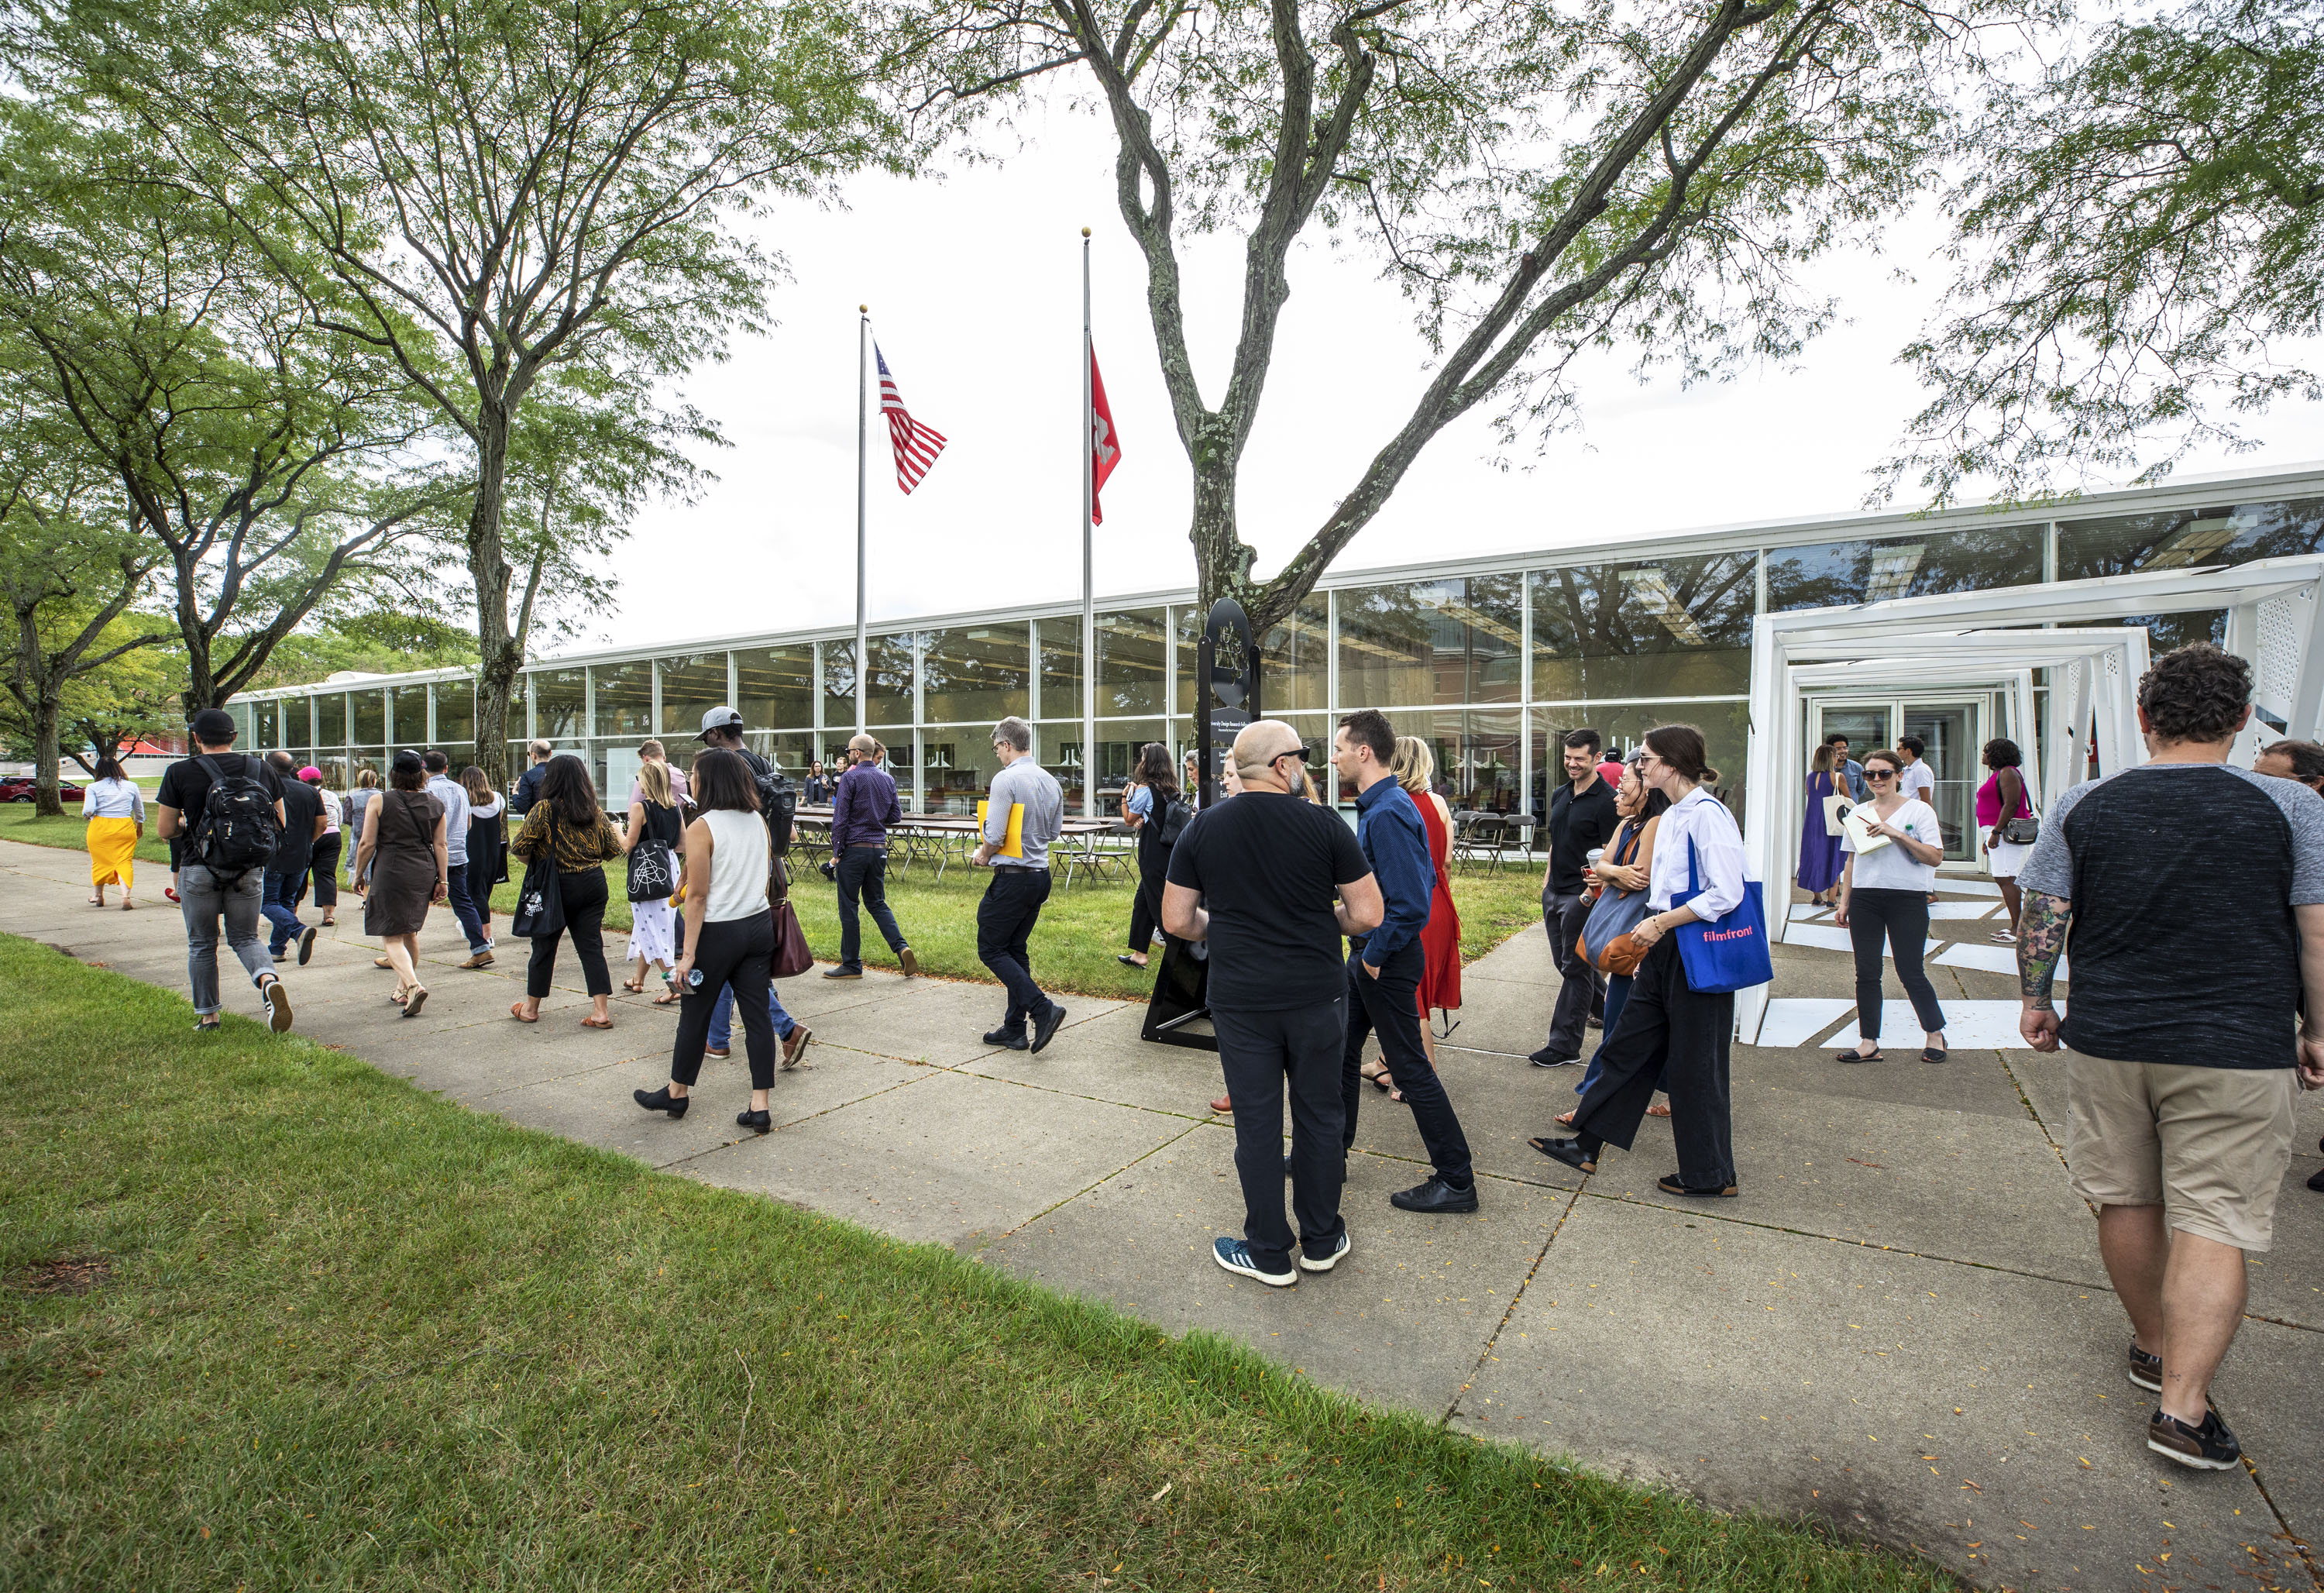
<box><xmin>1298</xmin><ymin>1233</ymin><xmax>1352</xmax><ymax>1274</ymax></box>
<box><xmin>1212</xmin><ymin>1238</ymin><xmax>1297</xmax><ymax>1288</ymax></box>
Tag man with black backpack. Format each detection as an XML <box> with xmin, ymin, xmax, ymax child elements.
<box><xmin>156</xmin><ymin>708</ymin><xmax>294</xmax><ymax>1034</ymax></box>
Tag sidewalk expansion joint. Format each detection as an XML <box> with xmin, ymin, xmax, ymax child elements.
<box><xmin>651</xmin><ymin>1070</ymin><xmax>947</xmax><ymax>1172</ymax></box>
<box><xmin>1442</xmin><ymin>1182</ymin><xmax>1584</xmax><ymax>1430</ymax></box>
<box><xmin>991</xmin><ymin>1117</ymin><xmax>1214</xmax><ymax>1244</ymax></box>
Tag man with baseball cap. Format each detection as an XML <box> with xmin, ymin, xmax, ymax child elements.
<box><xmin>156</xmin><ymin>707</ymin><xmax>294</xmax><ymax>1034</ymax></box>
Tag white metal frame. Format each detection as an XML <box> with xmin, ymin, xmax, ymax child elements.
<box><xmin>1739</xmin><ymin>556</ymin><xmax>2324</xmax><ymax>1042</ymax></box>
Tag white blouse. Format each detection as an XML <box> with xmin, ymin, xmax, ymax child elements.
<box><xmin>1648</xmin><ymin>787</ymin><xmax>1748</xmax><ymax>919</ymax></box>
<box><xmin>81</xmin><ymin>778</ymin><xmax>145</xmax><ymax>821</ymax></box>
<box><xmin>1843</xmin><ymin>797</ymin><xmax>1943</xmax><ymax>892</ymax></box>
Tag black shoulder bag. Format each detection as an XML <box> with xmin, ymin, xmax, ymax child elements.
<box><xmin>510</xmin><ymin>811</ymin><xmax>566</xmax><ymax>938</ymax></box>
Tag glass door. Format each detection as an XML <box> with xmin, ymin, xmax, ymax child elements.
<box><xmin>1809</xmin><ymin>696</ymin><xmax>1987</xmax><ymax>862</ymax></box>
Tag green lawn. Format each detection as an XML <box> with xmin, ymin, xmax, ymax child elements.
<box><xmin>0</xmin><ymin>803</ymin><xmax>1549</xmax><ymax>999</ymax></box>
<box><xmin>0</xmin><ymin>936</ymin><xmax>1947</xmax><ymax>1592</ymax></box>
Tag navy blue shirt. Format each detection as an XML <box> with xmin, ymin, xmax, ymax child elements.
<box><xmin>1353</xmin><ymin>777</ymin><xmax>1433</xmax><ymax>969</ymax></box>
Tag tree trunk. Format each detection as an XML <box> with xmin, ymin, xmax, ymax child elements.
<box><xmin>32</xmin><ymin>690</ymin><xmax>64</xmax><ymax>818</ymax></box>
<box><xmin>468</xmin><ymin>404</ymin><xmax>517</xmax><ymax>793</ymax></box>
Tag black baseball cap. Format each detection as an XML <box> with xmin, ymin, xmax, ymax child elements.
<box><xmin>190</xmin><ymin>708</ymin><xmax>238</xmax><ymax>742</ymax></box>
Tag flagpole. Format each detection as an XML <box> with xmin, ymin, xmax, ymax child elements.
<box><xmin>1080</xmin><ymin>229</ymin><xmax>1095</xmax><ymax>817</ymax></box>
<box><xmin>856</xmin><ymin>306</ymin><xmax>869</xmax><ymax>738</ymax></box>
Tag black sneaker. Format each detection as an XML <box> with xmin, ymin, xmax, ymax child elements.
<box><xmin>982</xmin><ymin>1027</ymin><xmax>1029</xmax><ymax>1051</ymax></box>
<box><xmin>1030</xmin><ymin>1004</ymin><xmax>1066</xmax><ymax>1055</ymax></box>
<box><xmin>296</xmin><ymin>924</ymin><xmax>318</xmax><ymax>966</ymax></box>
<box><xmin>2126</xmin><ymin>1342</ymin><xmax>2162</xmax><ymax>1393</ymax></box>
<box><xmin>2147</xmin><ymin>1406</ymin><xmax>2241</xmax><ymax>1471</ymax></box>
<box><xmin>1389</xmin><ymin>1175</ymin><xmax>1479</xmax><ymax>1213</ymax></box>
<box><xmin>1528</xmin><ymin>1048</ymin><xmax>1580</xmax><ymax>1068</ymax></box>
<box><xmin>260</xmin><ymin>976</ymin><xmax>294</xmax><ymax>1034</ymax></box>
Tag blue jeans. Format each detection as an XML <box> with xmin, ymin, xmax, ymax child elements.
<box><xmin>261</xmin><ymin>866</ymin><xmax>309</xmax><ymax>955</ymax></box>
<box><xmin>444</xmin><ymin>856</ymin><xmax>487</xmax><ymax>951</ymax></box>
<box><xmin>1573</xmin><ymin>972</ymin><xmax>1636</xmax><ymax>1098</ymax></box>
<box><xmin>710</xmin><ymin>980</ymin><xmax>796</xmax><ymax>1049</ymax></box>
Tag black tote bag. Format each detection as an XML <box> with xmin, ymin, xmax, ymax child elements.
<box><xmin>510</xmin><ymin>815</ymin><xmax>566</xmax><ymax>938</ymax></box>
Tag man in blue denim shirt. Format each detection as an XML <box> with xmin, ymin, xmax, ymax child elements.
<box><xmin>1332</xmin><ymin>709</ymin><xmax>1478</xmax><ymax>1214</ymax></box>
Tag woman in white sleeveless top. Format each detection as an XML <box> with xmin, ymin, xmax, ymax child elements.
<box><xmin>632</xmin><ymin>748</ymin><xmax>781</xmax><ymax>1133</ymax></box>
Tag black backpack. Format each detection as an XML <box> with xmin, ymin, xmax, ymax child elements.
<box><xmin>1155</xmin><ymin>793</ymin><xmax>1191</xmax><ymax>848</ymax></box>
<box><xmin>737</xmin><ymin>747</ymin><xmax>796</xmax><ymax>855</ymax></box>
<box><xmin>191</xmin><ymin>754</ymin><xmax>280</xmax><ymax>879</ymax></box>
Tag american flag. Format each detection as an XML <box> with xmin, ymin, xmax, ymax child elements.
<box><xmin>875</xmin><ymin>345</ymin><xmax>946</xmax><ymax>494</ymax></box>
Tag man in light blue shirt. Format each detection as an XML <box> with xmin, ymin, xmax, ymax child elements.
<box><xmin>974</xmin><ymin>716</ymin><xmax>1067</xmax><ymax>1053</ymax></box>
<box><xmin>423</xmin><ymin>750</ymin><xmax>487</xmax><ymax>964</ymax></box>
<box><xmin>1826</xmin><ymin>735</ymin><xmax>1868</xmax><ymax>802</ymax></box>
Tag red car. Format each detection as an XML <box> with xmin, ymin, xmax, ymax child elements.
<box><xmin>2</xmin><ymin>776</ymin><xmax>87</xmax><ymax>803</ymax></box>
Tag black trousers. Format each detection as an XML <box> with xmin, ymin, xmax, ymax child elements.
<box><xmin>1214</xmin><ymin>998</ymin><xmax>1348</xmax><ymax>1274</ymax></box>
<box><xmin>1845</xmin><ymin>887</ymin><xmax>1947</xmax><ymax>1041</ymax></box>
<box><xmin>977</xmin><ymin>867</ymin><xmax>1054</xmax><ymax>1030</ymax></box>
<box><xmin>1342</xmin><ymin>941</ymin><xmax>1473</xmax><ymax>1186</ymax></box>
<box><xmin>303</xmin><ymin>834</ymin><xmax>341</xmax><ymax>909</ymax></box>
<box><xmin>1570</xmin><ymin>934</ymin><xmax>1736</xmax><ymax>1191</ymax></box>
<box><xmin>1541</xmin><ymin>889</ymin><xmax>1604</xmax><ymax>1055</ymax></box>
<box><xmin>672</xmin><ymin>911</ymin><xmax>776</xmax><ymax>1089</ymax></box>
<box><xmin>527</xmin><ymin>866</ymin><xmax>611</xmax><ymax>999</ymax></box>
<box><xmin>1127</xmin><ymin>853</ymin><xmax>1170</xmax><ymax>955</ymax></box>
<box><xmin>835</xmin><ymin>845</ymin><xmax>906</xmax><ymax>969</ymax></box>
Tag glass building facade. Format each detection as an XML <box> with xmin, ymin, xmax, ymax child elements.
<box><xmin>224</xmin><ymin>470</ymin><xmax>2324</xmax><ymax>837</ymax></box>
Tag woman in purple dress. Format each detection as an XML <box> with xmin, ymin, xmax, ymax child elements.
<box><xmin>1797</xmin><ymin>742</ymin><xmax>1845</xmax><ymax>907</ymax></box>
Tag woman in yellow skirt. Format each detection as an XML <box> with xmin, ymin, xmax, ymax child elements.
<box><xmin>81</xmin><ymin>755</ymin><xmax>146</xmax><ymax>909</ymax></box>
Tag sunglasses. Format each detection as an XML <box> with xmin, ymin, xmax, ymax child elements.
<box><xmin>1865</xmin><ymin>769</ymin><xmax>1898</xmax><ymax>779</ymax></box>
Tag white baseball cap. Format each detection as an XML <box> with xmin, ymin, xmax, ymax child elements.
<box><xmin>696</xmin><ymin>706</ymin><xmax>744</xmax><ymax>741</ymax></box>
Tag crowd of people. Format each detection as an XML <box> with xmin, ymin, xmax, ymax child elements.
<box><xmin>80</xmin><ymin>635</ymin><xmax>2324</xmax><ymax>1476</ymax></box>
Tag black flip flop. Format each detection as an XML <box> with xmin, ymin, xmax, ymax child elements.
<box><xmin>1836</xmin><ymin>1048</ymin><xmax>1884</xmax><ymax>1065</ymax></box>
<box><xmin>1921</xmin><ymin>1046</ymin><xmax>1948</xmax><ymax>1063</ymax></box>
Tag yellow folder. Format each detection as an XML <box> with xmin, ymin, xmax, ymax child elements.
<box><xmin>975</xmin><ymin>799</ymin><xmax>1024</xmax><ymax>859</ymax></box>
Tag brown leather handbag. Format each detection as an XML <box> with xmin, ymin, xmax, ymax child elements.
<box><xmin>772</xmin><ymin>897</ymin><xmax>815</xmax><ymax>979</ymax></box>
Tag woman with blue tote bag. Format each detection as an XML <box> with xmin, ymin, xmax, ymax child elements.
<box><xmin>1530</xmin><ymin>724</ymin><xmax>1771</xmax><ymax>1198</ymax></box>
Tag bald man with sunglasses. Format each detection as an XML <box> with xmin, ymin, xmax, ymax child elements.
<box><xmin>1167</xmin><ymin>721</ymin><xmax>1383</xmax><ymax>1288</ymax></box>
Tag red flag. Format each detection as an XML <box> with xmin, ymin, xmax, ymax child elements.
<box><xmin>1089</xmin><ymin>348</ymin><xmax>1122</xmax><ymax>525</ymax></box>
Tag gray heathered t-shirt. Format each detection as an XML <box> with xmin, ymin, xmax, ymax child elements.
<box><xmin>2017</xmin><ymin>762</ymin><xmax>2324</xmax><ymax>1068</ymax></box>
<box><xmin>985</xmin><ymin>756</ymin><xmax>1064</xmax><ymax>870</ymax></box>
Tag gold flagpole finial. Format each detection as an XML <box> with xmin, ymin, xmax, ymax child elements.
<box><xmin>859</xmin><ymin>304</ymin><xmax>868</xmax><ymax>313</ymax></box>
<box><xmin>1081</xmin><ymin>227</ymin><xmax>1091</xmax><ymax>238</ymax></box>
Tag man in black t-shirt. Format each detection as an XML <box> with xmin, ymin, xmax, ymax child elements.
<box><xmin>2018</xmin><ymin>643</ymin><xmax>2324</xmax><ymax>1474</ymax></box>
<box><xmin>1166</xmin><ymin>721</ymin><xmax>1382</xmax><ymax>1289</ymax></box>
<box><xmin>1535</xmin><ymin>728</ymin><xmax>1619</xmax><ymax>1065</ymax></box>
<box><xmin>260</xmin><ymin>751</ymin><xmax>327</xmax><ymax>965</ymax></box>
<box><xmin>155</xmin><ymin>708</ymin><xmax>293</xmax><ymax>1034</ymax></box>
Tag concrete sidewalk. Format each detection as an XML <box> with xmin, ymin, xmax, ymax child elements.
<box><xmin>5</xmin><ymin>837</ymin><xmax>2318</xmax><ymax>1592</ymax></box>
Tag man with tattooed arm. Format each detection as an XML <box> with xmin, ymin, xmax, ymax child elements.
<box><xmin>2016</xmin><ymin>642</ymin><xmax>2324</xmax><ymax>1472</ymax></box>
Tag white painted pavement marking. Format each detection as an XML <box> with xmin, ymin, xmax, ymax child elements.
<box><xmin>1824</xmin><ymin>999</ymin><xmax>2062</xmax><ymax>1050</ymax></box>
<box><xmin>1787</xmin><ymin>903</ymin><xmax>1834</xmax><ymax>921</ymax></box>
<box><xmin>1934</xmin><ymin>879</ymin><xmax>2003</xmax><ymax>897</ymax></box>
<box><xmin>1937</xmin><ymin>941</ymin><xmax>2069</xmax><ymax>982</ymax></box>
<box><xmin>1752</xmin><ymin>998</ymin><xmax>1859</xmax><ymax>1049</ymax></box>
<box><xmin>1783</xmin><ymin>924</ymin><xmax>1855</xmax><ymax>953</ymax></box>
<box><xmin>1928</xmin><ymin>901</ymin><xmax>1998</xmax><ymax>920</ymax></box>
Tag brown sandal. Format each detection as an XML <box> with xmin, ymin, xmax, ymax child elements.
<box><xmin>509</xmin><ymin>1002</ymin><xmax>538</xmax><ymax>1024</ymax></box>
<box><xmin>581</xmin><ymin>1014</ymin><xmax>614</xmax><ymax>1030</ymax></box>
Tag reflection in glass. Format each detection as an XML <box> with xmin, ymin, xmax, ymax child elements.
<box><xmin>1532</xmin><ymin>554</ymin><xmax>1757</xmax><ymax>700</ymax></box>
<box><xmin>533</xmin><ymin>669</ymin><xmax>585</xmax><ymax>745</ymax></box>
<box><xmin>866</xmin><ymin>633</ymin><xmax>916</xmax><ymax>728</ymax></box>
<box><xmin>1765</xmin><ymin>527</ymin><xmax>2040</xmax><ymax>613</ymax></box>
<box><xmin>923</xmin><ymin>623</ymin><xmax>1030</xmax><ymax>724</ymax></box>
<box><xmin>1098</xmin><ymin>608</ymin><xmax>1167</xmax><ymax>716</ymax></box>
<box><xmin>736</xmin><ymin>644</ymin><xmax>813</xmax><ymax>731</ymax></box>
<box><xmin>435</xmin><ymin>681</ymin><xmax>475</xmax><ymax>745</ymax></box>
<box><xmin>388</xmin><ymin>684</ymin><xmax>430</xmax><ymax>749</ymax></box>
<box><xmin>315</xmin><ymin>693</ymin><xmax>349</xmax><ymax>748</ymax></box>
<box><xmin>254</xmin><ymin>699</ymin><xmax>280</xmax><ymax>748</ymax></box>
<box><xmin>350</xmin><ymin>690</ymin><xmax>384</xmax><ymax>745</ymax></box>
<box><xmin>660</xmin><ymin>652</ymin><xmax>730</xmax><ymax>737</ymax></box>
<box><xmin>1264</xmin><ymin>597</ymin><xmax>1329</xmax><ymax>714</ymax></box>
<box><xmin>1088</xmin><ymin>719</ymin><xmax>1166</xmax><ymax>810</ymax></box>
<box><xmin>1338</xmin><ymin>577</ymin><xmax>1521</xmax><ymax>709</ymax></box>
<box><xmin>592</xmin><ymin>661</ymin><xmax>651</xmax><ymax>740</ymax></box>
<box><xmin>2059</xmin><ymin>497</ymin><xmax>2323</xmax><ymax>652</ymax></box>
<box><xmin>823</xmin><ymin>640</ymin><xmax>860</xmax><ymax>729</ymax></box>
<box><xmin>1037</xmin><ymin>617</ymin><xmax>1081</xmax><ymax>717</ymax></box>
<box><xmin>1393</xmin><ymin>709</ymin><xmax>1521</xmax><ymax>812</ymax></box>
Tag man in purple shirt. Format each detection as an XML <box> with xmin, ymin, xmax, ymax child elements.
<box><xmin>827</xmin><ymin>732</ymin><xmax>919</xmax><ymax>980</ymax></box>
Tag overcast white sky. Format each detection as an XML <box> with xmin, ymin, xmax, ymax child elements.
<box><xmin>575</xmin><ymin>95</ymin><xmax>2324</xmax><ymax>658</ymax></box>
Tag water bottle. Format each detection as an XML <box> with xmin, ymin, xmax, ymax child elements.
<box><xmin>683</xmin><ymin>968</ymin><xmax>704</xmax><ymax>990</ymax></box>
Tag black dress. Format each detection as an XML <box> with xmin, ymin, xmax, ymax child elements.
<box><xmin>364</xmin><ymin>790</ymin><xmax>443</xmax><ymax>937</ymax></box>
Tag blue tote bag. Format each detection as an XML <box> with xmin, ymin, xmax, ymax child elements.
<box><xmin>1673</xmin><ymin>837</ymin><xmax>1773</xmax><ymax>994</ymax></box>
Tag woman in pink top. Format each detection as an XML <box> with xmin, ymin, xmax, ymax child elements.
<box><xmin>1975</xmin><ymin>738</ymin><xmax>2031</xmax><ymax>943</ymax></box>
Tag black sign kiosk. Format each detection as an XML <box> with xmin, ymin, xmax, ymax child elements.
<box><xmin>1140</xmin><ymin>598</ymin><xmax>1258</xmax><ymax>1049</ymax></box>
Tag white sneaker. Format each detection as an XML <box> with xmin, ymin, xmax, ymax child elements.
<box><xmin>1298</xmin><ymin>1233</ymin><xmax>1352</xmax><ymax>1273</ymax></box>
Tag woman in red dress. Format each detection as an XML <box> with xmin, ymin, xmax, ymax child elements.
<box><xmin>1358</xmin><ymin>736</ymin><xmax>1462</xmax><ymax>1097</ymax></box>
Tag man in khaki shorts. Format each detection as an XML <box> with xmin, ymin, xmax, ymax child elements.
<box><xmin>2018</xmin><ymin>642</ymin><xmax>2324</xmax><ymax>1470</ymax></box>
